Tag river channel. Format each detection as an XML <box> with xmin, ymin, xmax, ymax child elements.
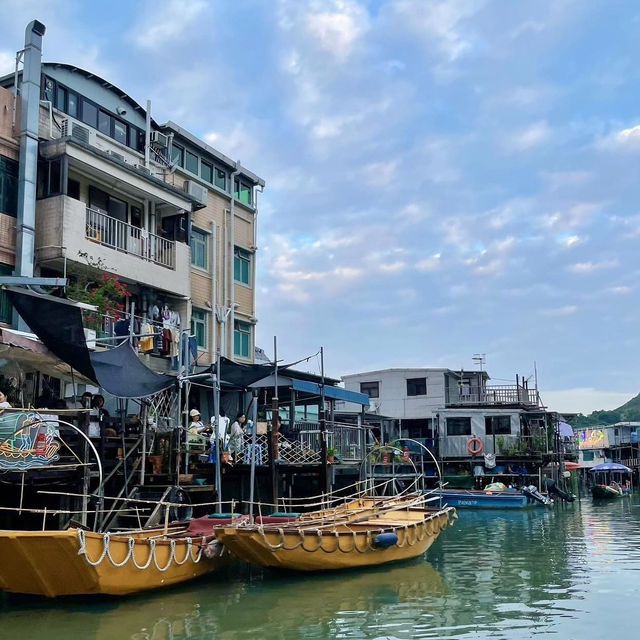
<box><xmin>2</xmin><ymin>494</ymin><xmax>639</xmax><ymax>639</ymax></box>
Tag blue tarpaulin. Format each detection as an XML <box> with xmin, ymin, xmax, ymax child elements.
<box><xmin>589</xmin><ymin>462</ymin><xmax>632</xmax><ymax>473</ymax></box>
<box><xmin>290</xmin><ymin>378</ymin><xmax>370</xmax><ymax>406</ymax></box>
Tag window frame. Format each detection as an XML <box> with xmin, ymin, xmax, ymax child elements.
<box><xmin>233</xmin><ymin>320</ymin><xmax>251</xmax><ymax>359</ymax></box>
<box><xmin>406</xmin><ymin>377</ymin><xmax>427</xmax><ymax>397</ymax></box>
<box><xmin>0</xmin><ymin>155</ymin><xmax>19</xmax><ymax>217</ymax></box>
<box><xmin>233</xmin><ymin>246</ymin><xmax>251</xmax><ymax>285</ymax></box>
<box><xmin>446</xmin><ymin>417</ymin><xmax>472</xmax><ymax>436</ymax></box>
<box><xmin>185</xmin><ymin>150</ymin><xmax>199</xmax><ymax>175</ymax></box>
<box><xmin>485</xmin><ymin>415</ymin><xmax>511</xmax><ymax>435</ymax></box>
<box><xmin>190</xmin><ymin>227</ymin><xmax>209</xmax><ymax>270</ymax></box>
<box><xmin>360</xmin><ymin>381</ymin><xmax>379</xmax><ymax>399</ymax></box>
<box><xmin>191</xmin><ymin>308</ymin><xmax>208</xmax><ymax>350</ymax></box>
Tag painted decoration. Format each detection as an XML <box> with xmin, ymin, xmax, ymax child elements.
<box><xmin>578</xmin><ymin>428</ymin><xmax>608</xmax><ymax>450</ymax></box>
<box><xmin>0</xmin><ymin>411</ymin><xmax>61</xmax><ymax>470</ymax></box>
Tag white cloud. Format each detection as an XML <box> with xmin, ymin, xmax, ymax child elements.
<box><xmin>0</xmin><ymin>50</ymin><xmax>14</xmax><ymax>77</ymax></box>
<box><xmin>539</xmin><ymin>305</ymin><xmax>578</xmax><ymax>316</ymax></box>
<box><xmin>304</xmin><ymin>1</ymin><xmax>369</xmax><ymax>61</ymax></box>
<box><xmin>568</xmin><ymin>260</ymin><xmax>618</xmax><ymax>274</ymax></box>
<box><xmin>416</xmin><ymin>254</ymin><xmax>441</xmax><ymax>271</ymax></box>
<box><xmin>132</xmin><ymin>0</ymin><xmax>207</xmax><ymax>49</ymax></box>
<box><xmin>378</xmin><ymin>261</ymin><xmax>406</xmax><ymax>273</ymax></box>
<box><xmin>562</xmin><ymin>235</ymin><xmax>581</xmax><ymax>247</ymax></box>
<box><xmin>600</xmin><ymin>124</ymin><xmax>640</xmax><ymax>151</ymax></box>
<box><xmin>204</xmin><ymin>124</ymin><xmax>260</xmax><ymax>167</ymax></box>
<box><xmin>360</xmin><ymin>160</ymin><xmax>399</xmax><ymax>187</ymax></box>
<box><xmin>540</xmin><ymin>388</ymin><xmax>635</xmax><ymax>415</ymax></box>
<box><xmin>602</xmin><ymin>285</ymin><xmax>632</xmax><ymax>295</ymax></box>
<box><xmin>540</xmin><ymin>202</ymin><xmax>601</xmax><ymax>231</ymax></box>
<box><xmin>509</xmin><ymin>120</ymin><xmax>551</xmax><ymax>151</ymax></box>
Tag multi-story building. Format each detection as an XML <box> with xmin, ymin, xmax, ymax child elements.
<box><xmin>342</xmin><ymin>367</ymin><xmax>551</xmax><ymax>462</ymax></box>
<box><xmin>0</xmin><ymin>55</ymin><xmax>263</xmax><ymax>367</ymax></box>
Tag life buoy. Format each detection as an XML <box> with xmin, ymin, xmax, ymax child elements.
<box><xmin>467</xmin><ymin>437</ymin><xmax>483</xmax><ymax>455</ymax></box>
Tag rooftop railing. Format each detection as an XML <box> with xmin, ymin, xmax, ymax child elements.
<box><xmin>85</xmin><ymin>207</ymin><xmax>175</xmax><ymax>270</ymax></box>
<box><xmin>446</xmin><ymin>385</ymin><xmax>540</xmax><ymax>406</ymax></box>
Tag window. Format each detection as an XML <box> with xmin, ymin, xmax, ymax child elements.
<box><xmin>185</xmin><ymin>150</ymin><xmax>198</xmax><ymax>175</ymax></box>
<box><xmin>36</xmin><ymin>158</ymin><xmax>63</xmax><ymax>199</ymax></box>
<box><xmin>234</xmin><ymin>247</ymin><xmax>251</xmax><ymax>285</ymax></box>
<box><xmin>360</xmin><ymin>381</ymin><xmax>379</xmax><ymax>398</ymax></box>
<box><xmin>43</xmin><ymin>77</ymin><xmax>55</xmax><ymax>103</ymax></box>
<box><xmin>191</xmin><ymin>308</ymin><xmax>208</xmax><ymax>349</ymax></box>
<box><xmin>190</xmin><ymin>229</ymin><xmax>208</xmax><ymax>269</ymax></box>
<box><xmin>0</xmin><ymin>156</ymin><xmax>18</xmax><ymax>217</ymax></box>
<box><xmin>234</xmin><ymin>179</ymin><xmax>252</xmax><ymax>204</ymax></box>
<box><xmin>215</xmin><ymin>167</ymin><xmax>226</xmax><ymax>190</ymax></box>
<box><xmin>234</xmin><ymin>320</ymin><xmax>251</xmax><ymax>359</ymax></box>
<box><xmin>98</xmin><ymin>110</ymin><xmax>111</xmax><ymax>135</ymax></box>
<box><xmin>129</xmin><ymin>126</ymin><xmax>144</xmax><ymax>153</ymax></box>
<box><xmin>446</xmin><ymin>417</ymin><xmax>471</xmax><ymax>436</ymax></box>
<box><xmin>0</xmin><ymin>264</ymin><xmax>12</xmax><ymax>324</ymax></box>
<box><xmin>67</xmin><ymin>91</ymin><xmax>78</xmax><ymax>118</ymax></box>
<box><xmin>56</xmin><ymin>86</ymin><xmax>67</xmax><ymax>112</ymax></box>
<box><xmin>171</xmin><ymin>144</ymin><xmax>184</xmax><ymax>167</ymax></box>
<box><xmin>582</xmin><ymin>450</ymin><xmax>595</xmax><ymax>461</ymax></box>
<box><xmin>81</xmin><ymin>100</ymin><xmax>98</xmax><ymax>128</ymax></box>
<box><xmin>485</xmin><ymin>416</ymin><xmax>511</xmax><ymax>435</ymax></box>
<box><xmin>201</xmin><ymin>161</ymin><xmax>213</xmax><ymax>184</ymax></box>
<box><xmin>113</xmin><ymin>119</ymin><xmax>127</xmax><ymax>145</ymax></box>
<box><xmin>407</xmin><ymin>377</ymin><xmax>427</xmax><ymax>396</ymax></box>
<box><xmin>130</xmin><ymin>205</ymin><xmax>142</xmax><ymax>228</ymax></box>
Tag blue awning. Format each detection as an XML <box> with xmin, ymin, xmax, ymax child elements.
<box><xmin>291</xmin><ymin>378</ymin><xmax>370</xmax><ymax>406</ymax></box>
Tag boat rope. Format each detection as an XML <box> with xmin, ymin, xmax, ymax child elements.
<box><xmin>76</xmin><ymin>529</ymin><xmax>207</xmax><ymax>570</ymax></box>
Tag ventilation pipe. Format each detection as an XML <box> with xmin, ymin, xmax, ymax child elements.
<box><xmin>14</xmin><ymin>20</ymin><xmax>45</xmax><ymax>328</ymax></box>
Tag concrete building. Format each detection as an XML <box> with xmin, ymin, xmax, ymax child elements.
<box><xmin>0</xmin><ymin>58</ymin><xmax>264</xmax><ymax>366</ymax></box>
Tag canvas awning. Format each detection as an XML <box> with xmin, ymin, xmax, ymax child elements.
<box><xmin>6</xmin><ymin>288</ymin><xmax>176</xmax><ymax>398</ymax></box>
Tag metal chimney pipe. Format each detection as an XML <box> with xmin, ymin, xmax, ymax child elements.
<box><xmin>14</xmin><ymin>20</ymin><xmax>46</xmax><ymax>297</ymax></box>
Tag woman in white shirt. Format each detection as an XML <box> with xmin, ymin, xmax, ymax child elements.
<box><xmin>229</xmin><ymin>413</ymin><xmax>246</xmax><ymax>462</ymax></box>
<box><xmin>0</xmin><ymin>389</ymin><xmax>11</xmax><ymax>409</ymax></box>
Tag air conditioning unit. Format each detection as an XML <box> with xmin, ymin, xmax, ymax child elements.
<box><xmin>150</xmin><ymin>130</ymin><xmax>170</xmax><ymax>148</ymax></box>
<box><xmin>61</xmin><ymin>118</ymin><xmax>93</xmax><ymax>145</ymax></box>
<box><xmin>184</xmin><ymin>180</ymin><xmax>208</xmax><ymax>205</ymax></box>
<box><xmin>106</xmin><ymin>150</ymin><xmax>125</xmax><ymax>163</ymax></box>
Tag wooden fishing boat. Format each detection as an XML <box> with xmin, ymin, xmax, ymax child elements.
<box><xmin>589</xmin><ymin>462</ymin><xmax>632</xmax><ymax>500</ymax></box>
<box><xmin>0</xmin><ymin>524</ymin><xmax>229</xmax><ymax>597</ymax></box>
<box><xmin>591</xmin><ymin>483</ymin><xmax>628</xmax><ymax>499</ymax></box>
<box><xmin>214</xmin><ymin>496</ymin><xmax>456</xmax><ymax>571</ymax></box>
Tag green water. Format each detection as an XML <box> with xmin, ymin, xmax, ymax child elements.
<box><xmin>3</xmin><ymin>496</ymin><xmax>640</xmax><ymax>639</ymax></box>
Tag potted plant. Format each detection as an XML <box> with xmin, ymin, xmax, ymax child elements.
<box><xmin>326</xmin><ymin>446</ymin><xmax>338</xmax><ymax>463</ymax></box>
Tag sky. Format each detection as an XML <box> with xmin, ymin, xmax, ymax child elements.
<box><xmin>0</xmin><ymin>0</ymin><xmax>638</xmax><ymax>414</ymax></box>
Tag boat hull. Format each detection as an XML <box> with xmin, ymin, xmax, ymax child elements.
<box><xmin>215</xmin><ymin>508</ymin><xmax>455</xmax><ymax>572</ymax></box>
<box><xmin>431</xmin><ymin>489</ymin><xmax>535</xmax><ymax>509</ymax></box>
<box><xmin>0</xmin><ymin>528</ymin><xmax>226</xmax><ymax>597</ymax></box>
<box><xmin>591</xmin><ymin>485</ymin><xmax>626</xmax><ymax>499</ymax></box>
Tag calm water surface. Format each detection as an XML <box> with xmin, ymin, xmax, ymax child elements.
<box><xmin>3</xmin><ymin>495</ymin><xmax>640</xmax><ymax>639</ymax></box>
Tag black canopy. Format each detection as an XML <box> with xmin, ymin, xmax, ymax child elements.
<box><xmin>7</xmin><ymin>288</ymin><xmax>176</xmax><ymax>398</ymax></box>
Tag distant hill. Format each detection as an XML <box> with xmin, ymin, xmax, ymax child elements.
<box><xmin>570</xmin><ymin>392</ymin><xmax>640</xmax><ymax>428</ymax></box>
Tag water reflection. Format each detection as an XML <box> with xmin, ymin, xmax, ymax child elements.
<box><xmin>4</xmin><ymin>498</ymin><xmax>640</xmax><ymax>639</ymax></box>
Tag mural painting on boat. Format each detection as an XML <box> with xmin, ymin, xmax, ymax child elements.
<box><xmin>0</xmin><ymin>411</ymin><xmax>61</xmax><ymax>470</ymax></box>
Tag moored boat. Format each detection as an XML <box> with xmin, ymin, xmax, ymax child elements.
<box><xmin>589</xmin><ymin>462</ymin><xmax>632</xmax><ymax>500</ymax></box>
<box><xmin>0</xmin><ymin>524</ymin><xmax>229</xmax><ymax>597</ymax></box>
<box><xmin>214</xmin><ymin>495</ymin><xmax>456</xmax><ymax>571</ymax></box>
<box><xmin>431</xmin><ymin>485</ymin><xmax>551</xmax><ymax>509</ymax></box>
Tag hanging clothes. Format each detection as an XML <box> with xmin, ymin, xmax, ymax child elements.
<box><xmin>170</xmin><ymin>328</ymin><xmax>180</xmax><ymax>358</ymax></box>
<box><xmin>161</xmin><ymin>328</ymin><xmax>172</xmax><ymax>354</ymax></box>
<box><xmin>139</xmin><ymin>322</ymin><xmax>154</xmax><ymax>352</ymax></box>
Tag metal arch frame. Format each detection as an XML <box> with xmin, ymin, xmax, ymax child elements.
<box><xmin>359</xmin><ymin>443</ymin><xmax>421</xmax><ymax>497</ymax></box>
<box><xmin>0</xmin><ymin>415</ymin><xmax>104</xmax><ymax>510</ymax></box>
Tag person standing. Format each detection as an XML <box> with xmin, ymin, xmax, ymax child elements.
<box><xmin>188</xmin><ymin>409</ymin><xmax>207</xmax><ymax>441</ymax></box>
<box><xmin>229</xmin><ymin>413</ymin><xmax>246</xmax><ymax>462</ymax></box>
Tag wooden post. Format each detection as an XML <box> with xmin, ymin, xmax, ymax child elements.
<box><xmin>319</xmin><ymin>347</ymin><xmax>328</xmax><ymax>495</ymax></box>
<box><xmin>270</xmin><ymin>336</ymin><xmax>279</xmax><ymax>505</ymax></box>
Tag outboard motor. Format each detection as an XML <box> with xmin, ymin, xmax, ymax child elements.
<box><xmin>542</xmin><ymin>477</ymin><xmax>575</xmax><ymax>502</ymax></box>
<box><xmin>522</xmin><ymin>485</ymin><xmax>553</xmax><ymax>506</ymax></box>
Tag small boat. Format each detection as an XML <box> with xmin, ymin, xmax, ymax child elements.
<box><xmin>214</xmin><ymin>494</ymin><xmax>456</xmax><ymax>572</ymax></box>
<box><xmin>431</xmin><ymin>484</ymin><xmax>551</xmax><ymax>509</ymax></box>
<box><xmin>589</xmin><ymin>462</ymin><xmax>632</xmax><ymax>500</ymax></box>
<box><xmin>0</xmin><ymin>522</ymin><xmax>231</xmax><ymax>597</ymax></box>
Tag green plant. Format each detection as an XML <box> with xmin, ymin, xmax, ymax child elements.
<box><xmin>496</xmin><ymin>435</ymin><xmax>505</xmax><ymax>453</ymax></box>
<box><xmin>326</xmin><ymin>446</ymin><xmax>338</xmax><ymax>457</ymax></box>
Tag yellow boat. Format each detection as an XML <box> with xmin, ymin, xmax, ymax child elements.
<box><xmin>0</xmin><ymin>525</ymin><xmax>227</xmax><ymax>597</ymax></box>
<box><xmin>215</xmin><ymin>497</ymin><xmax>456</xmax><ymax>571</ymax></box>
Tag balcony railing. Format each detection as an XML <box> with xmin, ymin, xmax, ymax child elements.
<box><xmin>85</xmin><ymin>207</ymin><xmax>175</xmax><ymax>270</ymax></box>
<box><xmin>446</xmin><ymin>385</ymin><xmax>539</xmax><ymax>406</ymax></box>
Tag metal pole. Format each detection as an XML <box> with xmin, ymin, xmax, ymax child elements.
<box><xmin>213</xmin><ymin>352</ymin><xmax>222</xmax><ymax>511</ymax></box>
<box><xmin>319</xmin><ymin>346</ymin><xmax>328</xmax><ymax>495</ymax></box>
<box><xmin>249</xmin><ymin>389</ymin><xmax>258</xmax><ymax>519</ymax></box>
<box><xmin>270</xmin><ymin>336</ymin><xmax>279</xmax><ymax>504</ymax></box>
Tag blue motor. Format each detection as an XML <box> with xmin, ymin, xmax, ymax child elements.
<box><xmin>372</xmin><ymin>532</ymin><xmax>398</xmax><ymax>549</ymax></box>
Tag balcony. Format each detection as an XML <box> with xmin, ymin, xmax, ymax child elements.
<box><xmin>85</xmin><ymin>207</ymin><xmax>175</xmax><ymax>270</ymax></box>
<box><xmin>446</xmin><ymin>385</ymin><xmax>540</xmax><ymax>407</ymax></box>
<box><xmin>35</xmin><ymin>195</ymin><xmax>190</xmax><ymax>297</ymax></box>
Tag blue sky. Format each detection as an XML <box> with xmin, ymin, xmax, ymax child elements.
<box><xmin>1</xmin><ymin>0</ymin><xmax>638</xmax><ymax>413</ymax></box>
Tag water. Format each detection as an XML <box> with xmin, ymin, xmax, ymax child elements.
<box><xmin>3</xmin><ymin>496</ymin><xmax>640</xmax><ymax>639</ymax></box>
